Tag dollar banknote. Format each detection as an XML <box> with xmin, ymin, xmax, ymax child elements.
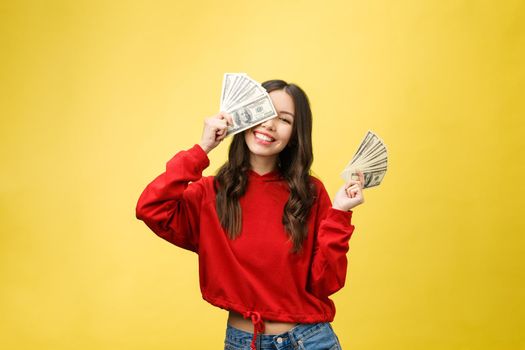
<box><xmin>226</xmin><ymin>95</ymin><xmax>278</xmax><ymax>136</ymax></box>
<box><xmin>341</xmin><ymin>131</ymin><xmax>388</xmax><ymax>188</ymax></box>
<box><xmin>219</xmin><ymin>73</ymin><xmax>277</xmax><ymax>136</ymax></box>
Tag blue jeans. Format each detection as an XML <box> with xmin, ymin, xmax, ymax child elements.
<box><xmin>224</xmin><ymin>322</ymin><xmax>343</xmax><ymax>350</ymax></box>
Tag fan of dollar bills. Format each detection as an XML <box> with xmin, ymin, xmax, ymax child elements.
<box><xmin>341</xmin><ymin>131</ymin><xmax>388</xmax><ymax>188</ymax></box>
<box><xmin>220</xmin><ymin>73</ymin><xmax>278</xmax><ymax>136</ymax></box>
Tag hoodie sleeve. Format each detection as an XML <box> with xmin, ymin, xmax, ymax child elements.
<box><xmin>308</xmin><ymin>180</ymin><xmax>355</xmax><ymax>298</ymax></box>
<box><xmin>135</xmin><ymin>144</ymin><xmax>210</xmax><ymax>252</ymax></box>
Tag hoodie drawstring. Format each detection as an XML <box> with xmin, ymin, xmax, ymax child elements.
<box><xmin>242</xmin><ymin>311</ymin><xmax>265</xmax><ymax>350</ymax></box>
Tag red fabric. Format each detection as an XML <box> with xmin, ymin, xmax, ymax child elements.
<box><xmin>136</xmin><ymin>144</ymin><xmax>355</xmax><ymax>326</ymax></box>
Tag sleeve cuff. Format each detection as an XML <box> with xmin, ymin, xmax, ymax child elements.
<box><xmin>189</xmin><ymin>144</ymin><xmax>210</xmax><ymax>170</ymax></box>
<box><xmin>326</xmin><ymin>207</ymin><xmax>353</xmax><ymax>226</ymax></box>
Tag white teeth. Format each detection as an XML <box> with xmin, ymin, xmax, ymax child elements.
<box><xmin>255</xmin><ymin>132</ymin><xmax>274</xmax><ymax>142</ymax></box>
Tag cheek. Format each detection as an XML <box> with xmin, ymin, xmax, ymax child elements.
<box><xmin>244</xmin><ymin>130</ymin><xmax>253</xmax><ymax>144</ymax></box>
<box><xmin>283</xmin><ymin>128</ymin><xmax>294</xmax><ymax>145</ymax></box>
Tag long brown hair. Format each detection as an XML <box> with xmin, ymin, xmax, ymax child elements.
<box><xmin>214</xmin><ymin>80</ymin><xmax>315</xmax><ymax>253</ymax></box>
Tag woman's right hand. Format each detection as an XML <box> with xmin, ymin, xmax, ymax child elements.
<box><xmin>199</xmin><ymin>112</ymin><xmax>234</xmax><ymax>154</ymax></box>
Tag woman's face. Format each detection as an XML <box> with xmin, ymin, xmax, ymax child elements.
<box><xmin>244</xmin><ymin>89</ymin><xmax>295</xmax><ymax>161</ymax></box>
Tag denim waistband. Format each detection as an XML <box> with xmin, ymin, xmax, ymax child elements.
<box><xmin>225</xmin><ymin>322</ymin><xmax>334</xmax><ymax>350</ymax></box>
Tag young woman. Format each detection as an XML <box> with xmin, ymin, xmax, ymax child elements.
<box><xmin>136</xmin><ymin>80</ymin><xmax>364</xmax><ymax>350</ymax></box>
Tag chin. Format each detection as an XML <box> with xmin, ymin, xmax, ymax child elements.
<box><xmin>247</xmin><ymin>144</ymin><xmax>280</xmax><ymax>157</ymax></box>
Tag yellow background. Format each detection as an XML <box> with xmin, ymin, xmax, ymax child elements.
<box><xmin>1</xmin><ymin>0</ymin><xmax>524</xmax><ymax>349</ymax></box>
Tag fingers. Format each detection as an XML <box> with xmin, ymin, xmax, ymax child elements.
<box><xmin>216</xmin><ymin>112</ymin><xmax>234</xmax><ymax>126</ymax></box>
<box><xmin>333</xmin><ymin>181</ymin><xmax>365</xmax><ymax>211</ymax></box>
<box><xmin>201</xmin><ymin>113</ymin><xmax>234</xmax><ymax>152</ymax></box>
<box><xmin>216</xmin><ymin>128</ymin><xmax>227</xmax><ymax>141</ymax></box>
<box><xmin>357</xmin><ymin>171</ymin><xmax>365</xmax><ymax>188</ymax></box>
<box><xmin>345</xmin><ymin>180</ymin><xmax>362</xmax><ymax>190</ymax></box>
<box><xmin>209</xmin><ymin>113</ymin><xmax>233</xmax><ymax>140</ymax></box>
<box><xmin>345</xmin><ymin>183</ymin><xmax>361</xmax><ymax>198</ymax></box>
<box><xmin>206</xmin><ymin>114</ymin><xmax>230</xmax><ymax>133</ymax></box>
<box><xmin>346</xmin><ymin>171</ymin><xmax>365</xmax><ymax>190</ymax></box>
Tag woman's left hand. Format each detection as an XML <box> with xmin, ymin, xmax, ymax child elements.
<box><xmin>332</xmin><ymin>171</ymin><xmax>365</xmax><ymax>211</ymax></box>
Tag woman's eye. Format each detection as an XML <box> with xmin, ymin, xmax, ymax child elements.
<box><xmin>279</xmin><ymin>117</ymin><xmax>291</xmax><ymax>124</ymax></box>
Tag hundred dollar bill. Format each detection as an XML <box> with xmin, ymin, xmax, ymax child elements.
<box><xmin>341</xmin><ymin>130</ymin><xmax>388</xmax><ymax>188</ymax></box>
<box><xmin>225</xmin><ymin>75</ymin><xmax>244</xmax><ymax>108</ymax></box>
<box><xmin>226</xmin><ymin>95</ymin><xmax>278</xmax><ymax>136</ymax></box>
<box><xmin>224</xmin><ymin>78</ymin><xmax>265</xmax><ymax>112</ymax></box>
<box><xmin>362</xmin><ymin>169</ymin><xmax>387</xmax><ymax>188</ymax></box>
<box><xmin>220</xmin><ymin>73</ymin><xmax>247</xmax><ymax>111</ymax></box>
<box><xmin>350</xmin><ymin>131</ymin><xmax>378</xmax><ymax>165</ymax></box>
<box><xmin>225</xmin><ymin>79</ymin><xmax>268</xmax><ymax>110</ymax></box>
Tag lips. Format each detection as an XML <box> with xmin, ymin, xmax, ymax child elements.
<box><xmin>254</xmin><ymin>131</ymin><xmax>275</xmax><ymax>142</ymax></box>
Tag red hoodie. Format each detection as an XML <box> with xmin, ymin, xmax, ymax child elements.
<box><xmin>136</xmin><ymin>144</ymin><xmax>355</xmax><ymax>345</ymax></box>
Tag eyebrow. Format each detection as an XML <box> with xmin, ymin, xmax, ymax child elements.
<box><xmin>279</xmin><ymin>111</ymin><xmax>295</xmax><ymax>117</ymax></box>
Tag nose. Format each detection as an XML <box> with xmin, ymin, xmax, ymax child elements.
<box><xmin>261</xmin><ymin>117</ymin><xmax>276</xmax><ymax>130</ymax></box>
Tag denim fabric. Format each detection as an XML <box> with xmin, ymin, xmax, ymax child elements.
<box><xmin>224</xmin><ymin>322</ymin><xmax>342</xmax><ymax>350</ymax></box>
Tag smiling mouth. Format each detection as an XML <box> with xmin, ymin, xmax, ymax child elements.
<box><xmin>254</xmin><ymin>131</ymin><xmax>275</xmax><ymax>142</ymax></box>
